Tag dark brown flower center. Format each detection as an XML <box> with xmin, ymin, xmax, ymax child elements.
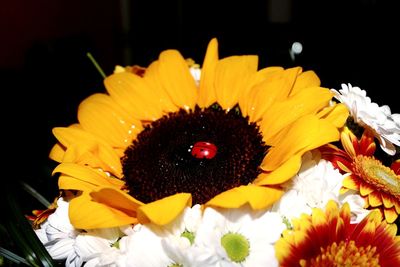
<box><xmin>122</xmin><ymin>105</ymin><xmax>268</xmax><ymax>204</ymax></box>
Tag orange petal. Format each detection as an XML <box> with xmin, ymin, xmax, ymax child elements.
<box><xmin>137</xmin><ymin>193</ymin><xmax>192</xmax><ymax>225</ymax></box>
<box><xmin>206</xmin><ymin>185</ymin><xmax>284</xmax><ymax>210</ymax></box>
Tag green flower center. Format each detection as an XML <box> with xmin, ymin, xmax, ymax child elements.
<box><xmin>221</xmin><ymin>232</ymin><xmax>250</xmax><ymax>263</ymax></box>
<box><xmin>181</xmin><ymin>229</ymin><xmax>195</xmax><ymax>245</ymax></box>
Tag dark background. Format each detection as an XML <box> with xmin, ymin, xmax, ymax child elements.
<box><xmin>1</xmin><ymin>0</ymin><xmax>398</xmax><ymax>202</ymax></box>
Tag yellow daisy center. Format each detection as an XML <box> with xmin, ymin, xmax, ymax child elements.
<box><xmin>303</xmin><ymin>240</ymin><xmax>380</xmax><ymax>267</ymax></box>
<box><xmin>354</xmin><ymin>155</ymin><xmax>400</xmax><ymax>198</ymax></box>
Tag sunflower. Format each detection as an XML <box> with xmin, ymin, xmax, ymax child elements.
<box><xmin>322</xmin><ymin>126</ymin><xmax>400</xmax><ymax>223</ymax></box>
<box><xmin>49</xmin><ymin>38</ymin><xmax>348</xmax><ymax>229</ymax></box>
<box><xmin>275</xmin><ymin>200</ymin><xmax>400</xmax><ymax>266</ymax></box>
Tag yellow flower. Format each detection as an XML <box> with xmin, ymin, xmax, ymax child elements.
<box><xmin>50</xmin><ymin>38</ymin><xmax>348</xmax><ymax>229</ymax></box>
<box><xmin>322</xmin><ymin>127</ymin><xmax>400</xmax><ymax>223</ymax></box>
<box><xmin>275</xmin><ymin>200</ymin><xmax>400</xmax><ymax>266</ymax></box>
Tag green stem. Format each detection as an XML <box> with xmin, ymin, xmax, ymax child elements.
<box><xmin>86</xmin><ymin>52</ymin><xmax>106</xmax><ymax>78</ymax></box>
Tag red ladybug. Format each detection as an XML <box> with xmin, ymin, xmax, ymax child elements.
<box><xmin>190</xmin><ymin>141</ymin><xmax>217</xmax><ymax>159</ymax></box>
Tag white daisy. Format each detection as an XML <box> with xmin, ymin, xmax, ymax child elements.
<box><xmin>35</xmin><ymin>197</ymin><xmax>125</xmax><ymax>267</ymax></box>
<box><xmin>271</xmin><ymin>151</ymin><xmax>369</xmax><ymax>223</ymax></box>
<box><xmin>122</xmin><ymin>205</ymin><xmax>202</xmax><ymax>267</ymax></box>
<box><xmin>331</xmin><ymin>83</ymin><xmax>400</xmax><ymax>155</ymax></box>
<box><xmin>193</xmin><ymin>205</ymin><xmax>285</xmax><ymax>267</ymax></box>
<box><xmin>122</xmin><ymin>224</ymin><xmax>173</xmax><ymax>267</ymax></box>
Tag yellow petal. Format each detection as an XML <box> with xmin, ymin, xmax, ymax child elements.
<box><xmin>53</xmin><ymin>163</ymin><xmax>124</xmax><ymax>190</ymax></box>
<box><xmin>198</xmin><ymin>38</ymin><xmax>219</xmax><ymax>108</ymax></box>
<box><xmin>244</xmin><ymin>67</ymin><xmax>301</xmax><ymax>118</ymax></box>
<box><xmin>69</xmin><ymin>192</ymin><xmax>138</xmax><ymax>229</ymax></box>
<box><xmin>90</xmin><ymin>187</ymin><xmax>144</xmax><ymax>212</ymax></box>
<box><xmin>290</xmin><ymin>70</ymin><xmax>321</xmax><ymax>95</ymax></box>
<box><xmin>368</xmin><ymin>192</ymin><xmax>383</xmax><ymax>207</ymax></box>
<box><xmin>58</xmin><ymin>175</ymin><xmax>99</xmax><ymax>191</ymax></box>
<box><xmin>360</xmin><ymin>183</ymin><xmax>375</xmax><ymax>196</ymax></box>
<box><xmin>206</xmin><ymin>185</ymin><xmax>284</xmax><ymax>210</ymax></box>
<box><xmin>255</xmin><ymin>154</ymin><xmax>302</xmax><ymax>185</ymax></box>
<box><xmin>49</xmin><ymin>143</ymin><xmax>65</xmax><ymax>162</ymax></box>
<box><xmin>261</xmin><ymin>115</ymin><xmax>339</xmax><ymax>171</ymax></box>
<box><xmin>78</xmin><ymin>93</ymin><xmax>142</xmax><ymax>148</ymax></box>
<box><xmin>52</xmin><ymin>127</ymin><xmax>123</xmax><ymax>177</ymax></box>
<box><xmin>342</xmin><ymin>176</ymin><xmax>359</xmax><ymax>190</ymax></box>
<box><xmin>383</xmin><ymin>207</ymin><xmax>398</xmax><ymax>223</ymax></box>
<box><xmin>144</xmin><ymin>60</ymin><xmax>179</xmax><ymax>113</ymax></box>
<box><xmin>243</xmin><ymin>76</ymin><xmax>286</xmax><ymax>122</ymax></box>
<box><xmin>214</xmin><ymin>55</ymin><xmax>258</xmax><ymax>110</ymax></box>
<box><xmin>137</xmin><ymin>193</ymin><xmax>192</xmax><ymax>225</ymax></box>
<box><xmin>317</xmin><ymin>103</ymin><xmax>349</xmax><ymax>128</ymax></box>
<box><xmin>382</xmin><ymin>195</ymin><xmax>394</xmax><ymax>208</ymax></box>
<box><xmin>158</xmin><ymin>50</ymin><xmax>198</xmax><ymax>111</ymax></box>
<box><xmin>104</xmin><ymin>72</ymin><xmax>163</xmax><ymax>120</ymax></box>
<box><xmin>261</xmin><ymin>87</ymin><xmax>333</xmax><ymax>143</ymax></box>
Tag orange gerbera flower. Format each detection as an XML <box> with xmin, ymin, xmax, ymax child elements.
<box><xmin>275</xmin><ymin>200</ymin><xmax>400</xmax><ymax>266</ymax></box>
<box><xmin>322</xmin><ymin>126</ymin><xmax>400</xmax><ymax>223</ymax></box>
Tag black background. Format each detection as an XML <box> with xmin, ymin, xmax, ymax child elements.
<box><xmin>1</xmin><ymin>0</ymin><xmax>398</xmax><ymax>202</ymax></box>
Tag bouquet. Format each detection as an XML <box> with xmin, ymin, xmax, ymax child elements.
<box><xmin>18</xmin><ymin>38</ymin><xmax>400</xmax><ymax>266</ymax></box>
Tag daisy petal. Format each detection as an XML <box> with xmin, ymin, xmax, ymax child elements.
<box><xmin>206</xmin><ymin>185</ymin><xmax>284</xmax><ymax>210</ymax></box>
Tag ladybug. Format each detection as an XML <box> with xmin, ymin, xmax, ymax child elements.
<box><xmin>190</xmin><ymin>141</ymin><xmax>217</xmax><ymax>159</ymax></box>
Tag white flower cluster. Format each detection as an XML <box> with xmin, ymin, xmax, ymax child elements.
<box><xmin>35</xmin><ymin>150</ymin><xmax>370</xmax><ymax>267</ymax></box>
<box><xmin>331</xmin><ymin>83</ymin><xmax>400</xmax><ymax>155</ymax></box>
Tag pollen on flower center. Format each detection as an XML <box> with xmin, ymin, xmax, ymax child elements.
<box><xmin>122</xmin><ymin>105</ymin><xmax>268</xmax><ymax>204</ymax></box>
<box><xmin>221</xmin><ymin>232</ymin><xmax>250</xmax><ymax>263</ymax></box>
<box><xmin>354</xmin><ymin>155</ymin><xmax>400</xmax><ymax>197</ymax></box>
<box><xmin>304</xmin><ymin>240</ymin><xmax>380</xmax><ymax>267</ymax></box>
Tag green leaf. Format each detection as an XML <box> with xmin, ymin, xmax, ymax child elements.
<box><xmin>2</xmin><ymin>183</ymin><xmax>56</xmax><ymax>267</ymax></box>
